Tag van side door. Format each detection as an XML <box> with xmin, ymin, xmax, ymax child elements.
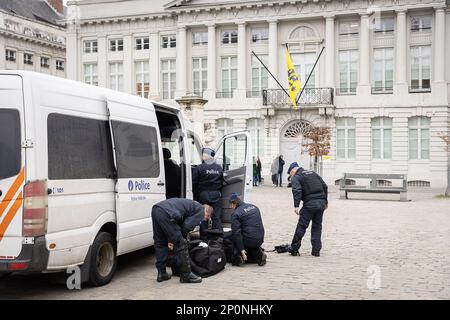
<box><xmin>215</xmin><ymin>131</ymin><xmax>252</xmax><ymax>224</ymax></box>
<box><xmin>107</xmin><ymin>100</ymin><xmax>165</xmax><ymax>254</ymax></box>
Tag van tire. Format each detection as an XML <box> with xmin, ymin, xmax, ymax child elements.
<box><xmin>88</xmin><ymin>232</ymin><xmax>117</xmax><ymax>287</ymax></box>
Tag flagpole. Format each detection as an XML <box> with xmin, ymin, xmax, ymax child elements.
<box><xmin>251</xmin><ymin>51</ymin><xmax>290</xmax><ymax>99</ymax></box>
<box><xmin>295</xmin><ymin>46</ymin><xmax>325</xmax><ymax>105</ymax></box>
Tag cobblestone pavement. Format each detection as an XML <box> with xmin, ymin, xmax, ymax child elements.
<box><xmin>1</xmin><ymin>186</ymin><xmax>450</xmax><ymax>300</ymax></box>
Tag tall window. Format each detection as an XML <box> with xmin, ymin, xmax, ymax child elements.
<box><xmin>374</xmin><ymin>18</ymin><xmax>395</xmax><ymax>34</ymax></box>
<box><xmin>5</xmin><ymin>49</ymin><xmax>16</xmax><ymax>62</ymax></box>
<box><xmin>110</xmin><ymin>39</ymin><xmax>123</xmax><ymax>52</ymax></box>
<box><xmin>251</xmin><ymin>55</ymin><xmax>268</xmax><ymax>97</ymax></box>
<box><xmin>411</xmin><ymin>16</ymin><xmax>432</xmax><ymax>32</ymax></box>
<box><xmin>222</xmin><ymin>30</ymin><xmax>238</xmax><ymax>44</ymax></box>
<box><xmin>192</xmin><ymin>32</ymin><xmax>208</xmax><ymax>46</ymax></box>
<box><xmin>109</xmin><ymin>62</ymin><xmax>124</xmax><ymax>92</ymax></box>
<box><xmin>339</xmin><ymin>21</ymin><xmax>360</xmax><ymax>38</ymax></box>
<box><xmin>409</xmin><ymin>117</ymin><xmax>430</xmax><ymax>160</ymax></box>
<box><xmin>161</xmin><ymin>59</ymin><xmax>176</xmax><ymax>100</ymax></box>
<box><xmin>192</xmin><ymin>57</ymin><xmax>207</xmax><ymax>96</ymax></box>
<box><xmin>373</xmin><ymin>48</ymin><xmax>394</xmax><ymax>92</ymax></box>
<box><xmin>336</xmin><ymin>118</ymin><xmax>356</xmax><ymax>159</ymax></box>
<box><xmin>84</xmin><ymin>64</ymin><xmax>98</xmax><ymax>86</ymax></box>
<box><xmin>135</xmin><ymin>61</ymin><xmax>150</xmax><ymax>98</ymax></box>
<box><xmin>135</xmin><ymin>37</ymin><xmax>149</xmax><ymax>50</ymax></box>
<box><xmin>292</xmin><ymin>52</ymin><xmax>316</xmax><ymax>89</ymax></box>
<box><xmin>247</xmin><ymin>118</ymin><xmax>264</xmax><ymax>158</ymax></box>
<box><xmin>84</xmin><ymin>40</ymin><xmax>98</xmax><ymax>53</ymax></box>
<box><xmin>216</xmin><ymin>118</ymin><xmax>233</xmax><ymax>139</ymax></box>
<box><xmin>339</xmin><ymin>50</ymin><xmax>358</xmax><ymax>94</ymax></box>
<box><xmin>221</xmin><ymin>56</ymin><xmax>237</xmax><ymax>98</ymax></box>
<box><xmin>411</xmin><ymin>46</ymin><xmax>431</xmax><ymax>91</ymax></box>
<box><xmin>161</xmin><ymin>35</ymin><xmax>176</xmax><ymax>48</ymax></box>
<box><xmin>24</xmin><ymin>53</ymin><xmax>33</xmax><ymax>65</ymax></box>
<box><xmin>40</xmin><ymin>57</ymin><xmax>50</xmax><ymax>69</ymax></box>
<box><xmin>251</xmin><ymin>28</ymin><xmax>269</xmax><ymax>43</ymax></box>
<box><xmin>372</xmin><ymin>117</ymin><xmax>392</xmax><ymax>159</ymax></box>
<box><xmin>56</xmin><ymin>60</ymin><xmax>65</xmax><ymax>71</ymax></box>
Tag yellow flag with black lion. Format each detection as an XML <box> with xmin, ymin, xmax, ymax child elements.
<box><xmin>286</xmin><ymin>45</ymin><xmax>301</xmax><ymax>109</ymax></box>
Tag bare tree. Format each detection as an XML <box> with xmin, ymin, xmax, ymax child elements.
<box><xmin>302</xmin><ymin>127</ymin><xmax>331</xmax><ymax>176</ymax></box>
<box><xmin>439</xmin><ymin>133</ymin><xmax>450</xmax><ymax>197</ymax></box>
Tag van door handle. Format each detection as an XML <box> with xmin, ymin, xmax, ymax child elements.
<box><xmin>157</xmin><ymin>182</ymin><xmax>165</xmax><ymax>186</ymax></box>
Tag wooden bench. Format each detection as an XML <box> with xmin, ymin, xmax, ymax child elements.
<box><xmin>339</xmin><ymin>173</ymin><xmax>408</xmax><ymax>202</ymax></box>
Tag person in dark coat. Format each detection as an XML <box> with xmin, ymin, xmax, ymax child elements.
<box><xmin>225</xmin><ymin>193</ymin><xmax>267</xmax><ymax>266</ymax></box>
<box><xmin>162</xmin><ymin>148</ymin><xmax>181</xmax><ymax>198</ymax></box>
<box><xmin>256</xmin><ymin>156</ymin><xmax>262</xmax><ymax>185</ymax></box>
<box><xmin>277</xmin><ymin>155</ymin><xmax>285</xmax><ymax>187</ymax></box>
<box><xmin>192</xmin><ymin>147</ymin><xmax>224</xmax><ymax>231</ymax></box>
<box><xmin>152</xmin><ymin>198</ymin><xmax>213</xmax><ymax>283</ymax></box>
<box><xmin>287</xmin><ymin>162</ymin><xmax>328</xmax><ymax>257</ymax></box>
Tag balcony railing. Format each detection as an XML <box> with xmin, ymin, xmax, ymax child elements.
<box><xmin>262</xmin><ymin>88</ymin><xmax>334</xmax><ymax>107</ymax></box>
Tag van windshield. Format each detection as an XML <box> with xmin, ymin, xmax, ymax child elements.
<box><xmin>0</xmin><ymin>110</ymin><xmax>21</xmax><ymax>180</ymax></box>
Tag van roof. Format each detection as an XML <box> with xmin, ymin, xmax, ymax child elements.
<box><xmin>0</xmin><ymin>70</ymin><xmax>183</xmax><ymax>115</ymax></box>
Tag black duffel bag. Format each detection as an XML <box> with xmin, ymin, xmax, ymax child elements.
<box><xmin>188</xmin><ymin>239</ymin><xmax>226</xmax><ymax>278</ymax></box>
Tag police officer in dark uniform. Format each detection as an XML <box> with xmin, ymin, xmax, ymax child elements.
<box><xmin>192</xmin><ymin>147</ymin><xmax>224</xmax><ymax>231</ymax></box>
<box><xmin>151</xmin><ymin>198</ymin><xmax>213</xmax><ymax>283</ymax></box>
<box><xmin>225</xmin><ymin>193</ymin><xmax>267</xmax><ymax>266</ymax></box>
<box><xmin>287</xmin><ymin>162</ymin><xmax>328</xmax><ymax>257</ymax></box>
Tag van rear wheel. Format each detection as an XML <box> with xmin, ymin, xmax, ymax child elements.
<box><xmin>88</xmin><ymin>232</ymin><xmax>117</xmax><ymax>286</ymax></box>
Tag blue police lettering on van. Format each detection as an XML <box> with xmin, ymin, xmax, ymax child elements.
<box><xmin>128</xmin><ymin>180</ymin><xmax>151</xmax><ymax>191</ymax></box>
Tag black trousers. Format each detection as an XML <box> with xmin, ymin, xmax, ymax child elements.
<box><xmin>198</xmin><ymin>190</ymin><xmax>223</xmax><ymax>231</ymax></box>
<box><xmin>291</xmin><ymin>200</ymin><xmax>326</xmax><ymax>253</ymax></box>
<box><xmin>225</xmin><ymin>232</ymin><xmax>264</xmax><ymax>264</ymax></box>
<box><xmin>152</xmin><ymin>206</ymin><xmax>183</xmax><ymax>272</ymax></box>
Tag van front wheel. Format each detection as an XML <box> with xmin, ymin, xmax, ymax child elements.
<box><xmin>88</xmin><ymin>232</ymin><xmax>117</xmax><ymax>286</ymax></box>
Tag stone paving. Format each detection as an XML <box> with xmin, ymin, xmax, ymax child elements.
<box><xmin>1</xmin><ymin>185</ymin><xmax>450</xmax><ymax>300</ymax></box>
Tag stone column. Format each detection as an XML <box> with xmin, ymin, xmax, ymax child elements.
<box><xmin>434</xmin><ymin>7</ymin><xmax>446</xmax><ymax>83</ymax></box>
<box><xmin>176</xmin><ymin>95</ymin><xmax>209</xmax><ymax>141</ymax></box>
<box><xmin>123</xmin><ymin>34</ymin><xmax>133</xmax><ymax>94</ymax></box>
<box><xmin>205</xmin><ymin>23</ymin><xmax>217</xmax><ymax>100</ymax></box>
<box><xmin>149</xmin><ymin>32</ymin><xmax>160</xmax><ymax>100</ymax></box>
<box><xmin>268</xmin><ymin>20</ymin><xmax>278</xmax><ymax>89</ymax></box>
<box><xmin>66</xmin><ymin>23</ymin><xmax>79</xmax><ymax>80</ymax></box>
<box><xmin>0</xmin><ymin>40</ymin><xmax>5</xmax><ymax>70</ymax></box>
<box><xmin>97</xmin><ymin>35</ymin><xmax>107</xmax><ymax>88</ymax></box>
<box><xmin>325</xmin><ymin>15</ymin><xmax>335</xmax><ymax>87</ymax></box>
<box><xmin>395</xmin><ymin>10</ymin><xmax>408</xmax><ymax>93</ymax></box>
<box><xmin>175</xmin><ymin>26</ymin><xmax>187</xmax><ymax>99</ymax></box>
<box><xmin>235</xmin><ymin>22</ymin><xmax>247</xmax><ymax>99</ymax></box>
<box><xmin>357</xmin><ymin>13</ymin><xmax>371</xmax><ymax>95</ymax></box>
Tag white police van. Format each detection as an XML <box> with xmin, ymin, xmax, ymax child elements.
<box><xmin>0</xmin><ymin>71</ymin><xmax>252</xmax><ymax>285</ymax></box>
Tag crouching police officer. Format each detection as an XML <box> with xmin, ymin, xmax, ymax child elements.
<box><xmin>287</xmin><ymin>162</ymin><xmax>328</xmax><ymax>257</ymax></box>
<box><xmin>151</xmin><ymin>198</ymin><xmax>213</xmax><ymax>283</ymax></box>
<box><xmin>192</xmin><ymin>147</ymin><xmax>224</xmax><ymax>231</ymax></box>
<box><xmin>226</xmin><ymin>193</ymin><xmax>267</xmax><ymax>266</ymax></box>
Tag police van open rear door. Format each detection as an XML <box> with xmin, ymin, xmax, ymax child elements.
<box><xmin>106</xmin><ymin>99</ymin><xmax>166</xmax><ymax>254</ymax></box>
<box><xmin>215</xmin><ymin>131</ymin><xmax>252</xmax><ymax>224</ymax></box>
<box><xmin>0</xmin><ymin>74</ymin><xmax>26</xmax><ymax>263</ymax></box>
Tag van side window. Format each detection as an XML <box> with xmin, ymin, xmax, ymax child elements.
<box><xmin>0</xmin><ymin>109</ymin><xmax>21</xmax><ymax>180</ymax></box>
<box><xmin>112</xmin><ymin>121</ymin><xmax>160</xmax><ymax>178</ymax></box>
<box><xmin>47</xmin><ymin>114</ymin><xmax>115</xmax><ymax>180</ymax></box>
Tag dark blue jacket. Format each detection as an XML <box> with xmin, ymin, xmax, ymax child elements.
<box><xmin>154</xmin><ymin>198</ymin><xmax>204</xmax><ymax>238</ymax></box>
<box><xmin>231</xmin><ymin>202</ymin><xmax>265</xmax><ymax>251</ymax></box>
<box><xmin>292</xmin><ymin>168</ymin><xmax>328</xmax><ymax>208</ymax></box>
<box><xmin>192</xmin><ymin>162</ymin><xmax>223</xmax><ymax>194</ymax></box>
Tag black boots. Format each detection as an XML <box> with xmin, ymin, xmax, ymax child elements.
<box><xmin>157</xmin><ymin>271</ymin><xmax>172</xmax><ymax>282</ymax></box>
<box><xmin>258</xmin><ymin>252</ymin><xmax>267</xmax><ymax>266</ymax></box>
<box><xmin>311</xmin><ymin>251</ymin><xmax>320</xmax><ymax>257</ymax></box>
<box><xmin>288</xmin><ymin>246</ymin><xmax>300</xmax><ymax>256</ymax></box>
<box><xmin>175</xmin><ymin>238</ymin><xmax>202</xmax><ymax>284</ymax></box>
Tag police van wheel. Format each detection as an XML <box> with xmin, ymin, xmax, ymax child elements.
<box><xmin>88</xmin><ymin>232</ymin><xmax>117</xmax><ymax>287</ymax></box>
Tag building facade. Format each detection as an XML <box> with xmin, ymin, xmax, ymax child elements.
<box><xmin>65</xmin><ymin>0</ymin><xmax>450</xmax><ymax>187</ymax></box>
<box><xmin>0</xmin><ymin>0</ymin><xmax>66</xmax><ymax>77</ymax></box>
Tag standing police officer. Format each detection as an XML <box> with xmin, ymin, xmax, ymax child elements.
<box><xmin>192</xmin><ymin>147</ymin><xmax>224</xmax><ymax>231</ymax></box>
<box><xmin>151</xmin><ymin>198</ymin><xmax>213</xmax><ymax>283</ymax></box>
<box><xmin>226</xmin><ymin>193</ymin><xmax>267</xmax><ymax>266</ymax></box>
<box><xmin>287</xmin><ymin>162</ymin><xmax>328</xmax><ymax>257</ymax></box>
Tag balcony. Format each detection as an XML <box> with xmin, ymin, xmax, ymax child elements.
<box><xmin>262</xmin><ymin>88</ymin><xmax>334</xmax><ymax>107</ymax></box>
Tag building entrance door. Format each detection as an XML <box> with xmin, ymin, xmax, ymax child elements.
<box><xmin>280</xmin><ymin>120</ymin><xmax>313</xmax><ymax>172</ymax></box>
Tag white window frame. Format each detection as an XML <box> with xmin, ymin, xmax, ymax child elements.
<box><xmin>374</xmin><ymin>17</ymin><xmax>395</xmax><ymax>34</ymax></box>
<box><xmin>24</xmin><ymin>53</ymin><xmax>33</xmax><ymax>65</ymax></box>
<box><xmin>339</xmin><ymin>21</ymin><xmax>360</xmax><ymax>38</ymax></box>
<box><xmin>291</xmin><ymin>52</ymin><xmax>317</xmax><ymax>89</ymax></box>
<box><xmin>109</xmin><ymin>62</ymin><xmax>124</xmax><ymax>92</ymax></box>
<box><xmin>161</xmin><ymin>35</ymin><xmax>176</xmax><ymax>48</ymax></box>
<box><xmin>222</xmin><ymin>30</ymin><xmax>238</xmax><ymax>45</ymax></box>
<box><xmin>410</xmin><ymin>15</ymin><xmax>432</xmax><ymax>33</ymax></box>
<box><xmin>251</xmin><ymin>28</ymin><xmax>269</xmax><ymax>43</ymax></box>
<box><xmin>135</xmin><ymin>61</ymin><xmax>150</xmax><ymax>98</ymax></box>
<box><xmin>5</xmin><ymin>49</ymin><xmax>16</xmax><ymax>62</ymax></box>
<box><xmin>192</xmin><ymin>31</ymin><xmax>208</xmax><ymax>46</ymax></box>
<box><xmin>221</xmin><ymin>56</ymin><xmax>237</xmax><ymax>98</ymax></box>
<box><xmin>56</xmin><ymin>60</ymin><xmax>64</xmax><ymax>71</ymax></box>
<box><xmin>192</xmin><ymin>57</ymin><xmax>207</xmax><ymax>96</ymax></box>
<box><xmin>408</xmin><ymin>116</ymin><xmax>430</xmax><ymax>160</ymax></box>
<box><xmin>161</xmin><ymin>59</ymin><xmax>176</xmax><ymax>100</ymax></box>
<box><xmin>84</xmin><ymin>40</ymin><xmax>98</xmax><ymax>53</ymax></box>
<box><xmin>216</xmin><ymin>118</ymin><xmax>233</xmax><ymax>139</ymax></box>
<box><xmin>84</xmin><ymin>63</ymin><xmax>98</xmax><ymax>86</ymax></box>
<box><xmin>109</xmin><ymin>39</ymin><xmax>124</xmax><ymax>52</ymax></box>
<box><xmin>40</xmin><ymin>56</ymin><xmax>50</xmax><ymax>68</ymax></box>
<box><xmin>339</xmin><ymin>50</ymin><xmax>358</xmax><ymax>94</ymax></box>
<box><xmin>410</xmin><ymin>45</ymin><xmax>431</xmax><ymax>91</ymax></box>
<box><xmin>251</xmin><ymin>55</ymin><xmax>268</xmax><ymax>97</ymax></box>
<box><xmin>247</xmin><ymin>118</ymin><xmax>264</xmax><ymax>158</ymax></box>
<box><xmin>371</xmin><ymin>117</ymin><xmax>392</xmax><ymax>160</ymax></box>
<box><xmin>336</xmin><ymin>118</ymin><xmax>356</xmax><ymax>159</ymax></box>
<box><xmin>373</xmin><ymin>47</ymin><xmax>394</xmax><ymax>93</ymax></box>
<box><xmin>135</xmin><ymin>37</ymin><xmax>149</xmax><ymax>50</ymax></box>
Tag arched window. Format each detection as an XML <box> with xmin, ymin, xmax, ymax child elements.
<box><xmin>283</xmin><ymin>121</ymin><xmax>313</xmax><ymax>138</ymax></box>
<box><xmin>372</xmin><ymin>117</ymin><xmax>392</xmax><ymax>159</ymax></box>
<box><xmin>289</xmin><ymin>26</ymin><xmax>317</xmax><ymax>41</ymax></box>
<box><xmin>408</xmin><ymin>116</ymin><xmax>430</xmax><ymax>160</ymax></box>
<box><xmin>247</xmin><ymin>118</ymin><xmax>264</xmax><ymax>158</ymax></box>
<box><xmin>216</xmin><ymin>118</ymin><xmax>233</xmax><ymax>139</ymax></box>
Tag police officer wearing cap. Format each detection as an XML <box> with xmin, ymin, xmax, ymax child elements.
<box><xmin>151</xmin><ymin>198</ymin><xmax>213</xmax><ymax>283</ymax></box>
<box><xmin>192</xmin><ymin>147</ymin><xmax>224</xmax><ymax>231</ymax></box>
<box><xmin>287</xmin><ymin>162</ymin><xmax>328</xmax><ymax>257</ymax></box>
<box><xmin>225</xmin><ymin>193</ymin><xmax>267</xmax><ymax>266</ymax></box>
